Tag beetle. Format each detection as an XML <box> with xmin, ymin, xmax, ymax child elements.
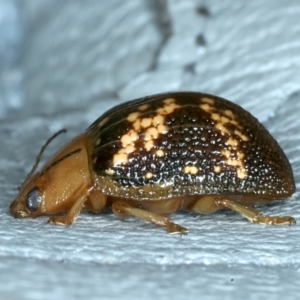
<box><xmin>10</xmin><ymin>92</ymin><xmax>296</xmax><ymax>233</ymax></box>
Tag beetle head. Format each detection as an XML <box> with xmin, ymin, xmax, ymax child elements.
<box><xmin>10</xmin><ymin>172</ymin><xmax>46</xmax><ymax>218</ymax></box>
<box><xmin>10</xmin><ymin>132</ymin><xmax>91</xmax><ymax>220</ymax></box>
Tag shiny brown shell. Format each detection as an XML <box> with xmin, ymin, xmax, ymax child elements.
<box><xmin>86</xmin><ymin>92</ymin><xmax>295</xmax><ymax>201</ymax></box>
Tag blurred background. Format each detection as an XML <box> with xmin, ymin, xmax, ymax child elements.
<box><xmin>1</xmin><ymin>1</ymin><xmax>300</xmax><ymax>299</ymax></box>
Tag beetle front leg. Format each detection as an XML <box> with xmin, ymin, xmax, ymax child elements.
<box><xmin>47</xmin><ymin>193</ymin><xmax>87</xmax><ymax>225</ymax></box>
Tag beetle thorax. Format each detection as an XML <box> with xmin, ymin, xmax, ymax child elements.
<box><xmin>40</xmin><ymin>133</ymin><xmax>92</xmax><ymax>214</ymax></box>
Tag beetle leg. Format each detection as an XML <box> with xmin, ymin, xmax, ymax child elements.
<box><xmin>88</xmin><ymin>190</ymin><xmax>107</xmax><ymax>212</ymax></box>
<box><xmin>191</xmin><ymin>197</ymin><xmax>296</xmax><ymax>225</ymax></box>
<box><xmin>189</xmin><ymin>195</ymin><xmax>223</xmax><ymax>214</ymax></box>
<box><xmin>112</xmin><ymin>201</ymin><xmax>188</xmax><ymax>234</ymax></box>
<box><xmin>218</xmin><ymin>199</ymin><xmax>296</xmax><ymax>225</ymax></box>
<box><xmin>47</xmin><ymin>193</ymin><xmax>87</xmax><ymax>225</ymax></box>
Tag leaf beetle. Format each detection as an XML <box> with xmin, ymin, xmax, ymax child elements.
<box><xmin>10</xmin><ymin>92</ymin><xmax>296</xmax><ymax>233</ymax></box>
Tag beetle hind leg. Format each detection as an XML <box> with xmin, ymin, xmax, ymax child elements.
<box><xmin>112</xmin><ymin>201</ymin><xmax>188</xmax><ymax>234</ymax></box>
<box><xmin>190</xmin><ymin>196</ymin><xmax>296</xmax><ymax>225</ymax></box>
<box><xmin>219</xmin><ymin>199</ymin><xmax>296</xmax><ymax>225</ymax></box>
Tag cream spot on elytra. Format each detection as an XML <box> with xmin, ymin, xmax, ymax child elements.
<box><xmin>215</xmin><ymin>123</ymin><xmax>229</xmax><ymax>135</ymax></box>
<box><xmin>222</xmin><ymin>149</ymin><xmax>232</xmax><ymax>159</ymax></box>
<box><xmin>145</xmin><ymin>172</ymin><xmax>153</xmax><ymax>179</ymax></box>
<box><xmin>98</xmin><ymin>117</ymin><xmax>109</xmax><ymax>128</ymax></box>
<box><xmin>152</xmin><ymin>115</ymin><xmax>164</xmax><ymax>126</ymax></box>
<box><xmin>113</xmin><ymin>153</ymin><xmax>128</xmax><ymax>165</ymax></box>
<box><xmin>138</xmin><ymin>104</ymin><xmax>149</xmax><ymax>111</ymax></box>
<box><xmin>237</xmin><ymin>168</ymin><xmax>247</xmax><ymax>179</ymax></box>
<box><xmin>226</xmin><ymin>137</ymin><xmax>239</xmax><ymax>147</ymax></box>
<box><xmin>144</xmin><ymin>127</ymin><xmax>159</xmax><ymax>141</ymax></box>
<box><xmin>202</xmin><ymin>97</ymin><xmax>214</xmax><ymax>105</ymax></box>
<box><xmin>199</xmin><ymin>103</ymin><xmax>211</xmax><ymax>112</ymax></box>
<box><xmin>145</xmin><ymin>140</ymin><xmax>154</xmax><ymax>151</ymax></box>
<box><xmin>230</xmin><ymin>120</ymin><xmax>239</xmax><ymax>127</ymax></box>
<box><xmin>112</xmin><ymin>99</ymin><xmax>180</xmax><ymax>166</ymax></box>
<box><xmin>157</xmin><ymin>124</ymin><xmax>168</xmax><ymax>134</ymax></box>
<box><xmin>237</xmin><ymin>152</ymin><xmax>245</xmax><ymax>160</ymax></box>
<box><xmin>221</xmin><ymin>149</ymin><xmax>247</xmax><ymax>179</ymax></box>
<box><xmin>214</xmin><ymin>166</ymin><xmax>221</xmax><ymax>173</ymax></box>
<box><xmin>200</xmin><ymin>100</ymin><xmax>245</xmax><ymax>137</ymax></box>
<box><xmin>127</xmin><ymin>112</ymin><xmax>140</xmax><ymax>123</ymax></box>
<box><xmin>121</xmin><ymin>130</ymin><xmax>138</xmax><ymax>147</ymax></box>
<box><xmin>132</xmin><ymin>119</ymin><xmax>141</xmax><ymax>131</ymax></box>
<box><xmin>198</xmin><ymin>97</ymin><xmax>249</xmax><ymax>179</ymax></box>
<box><xmin>157</xmin><ymin>104</ymin><xmax>179</xmax><ymax>115</ymax></box>
<box><xmin>163</xmin><ymin>98</ymin><xmax>176</xmax><ymax>104</ymax></box>
<box><xmin>156</xmin><ymin>98</ymin><xmax>180</xmax><ymax>115</ymax></box>
<box><xmin>156</xmin><ymin>149</ymin><xmax>164</xmax><ymax>157</ymax></box>
<box><xmin>221</xmin><ymin>116</ymin><xmax>230</xmax><ymax>124</ymax></box>
<box><xmin>141</xmin><ymin>118</ymin><xmax>152</xmax><ymax>128</ymax></box>
<box><xmin>234</xmin><ymin>130</ymin><xmax>249</xmax><ymax>141</ymax></box>
<box><xmin>211</xmin><ymin>113</ymin><xmax>220</xmax><ymax>121</ymax></box>
<box><xmin>105</xmin><ymin>168</ymin><xmax>115</xmax><ymax>175</ymax></box>
<box><xmin>183</xmin><ymin>165</ymin><xmax>199</xmax><ymax>174</ymax></box>
<box><xmin>118</xmin><ymin>145</ymin><xmax>136</xmax><ymax>154</ymax></box>
<box><xmin>224</xmin><ymin>110</ymin><xmax>234</xmax><ymax>119</ymax></box>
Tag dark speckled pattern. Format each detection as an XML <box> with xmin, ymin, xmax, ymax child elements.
<box><xmin>87</xmin><ymin>92</ymin><xmax>295</xmax><ymax>200</ymax></box>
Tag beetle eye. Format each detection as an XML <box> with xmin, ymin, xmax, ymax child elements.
<box><xmin>26</xmin><ymin>187</ymin><xmax>41</xmax><ymax>212</ymax></box>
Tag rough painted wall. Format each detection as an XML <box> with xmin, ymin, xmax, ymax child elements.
<box><xmin>1</xmin><ymin>1</ymin><xmax>300</xmax><ymax>299</ymax></box>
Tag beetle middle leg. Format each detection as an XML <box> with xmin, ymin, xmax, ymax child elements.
<box><xmin>112</xmin><ymin>200</ymin><xmax>188</xmax><ymax>234</ymax></box>
<box><xmin>88</xmin><ymin>190</ymin><xmax>107</xmax><ymax>212</ymax></box>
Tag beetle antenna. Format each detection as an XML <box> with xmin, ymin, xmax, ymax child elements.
<box><xmin>21</xmin><ymin>129</ymin><xmax>67</xmax><ymax>187</ymax></box>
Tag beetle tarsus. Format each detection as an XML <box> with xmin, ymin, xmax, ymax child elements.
<box><xmin>167</xmin><ymin>222</ymin><xmax>188</xmax><ymax>234</ymax></box>
<box><xmin>47</xmin><ymin>215</ymin><xmax>73</xmax><ymax>225</ymax></box>
<box><xmin>253</xmin><ymin>215</ymin><xmax>296</xmax><ymax>226</ymax></box>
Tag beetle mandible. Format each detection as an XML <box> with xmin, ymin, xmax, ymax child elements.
<box><xmin>10</xmin><ymin>92</ymin><xmax>296</xmax><ymax>233</ymax></box>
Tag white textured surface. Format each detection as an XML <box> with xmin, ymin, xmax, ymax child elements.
<box><xmin>0</xmin><ymin>0</ymin><xmax>23</xmax><ymax>117</ymax></box>
<box><xmin>1</xmin><ymin>0</ymin><xmax>300</xmax><ymax>299</ymax></box>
